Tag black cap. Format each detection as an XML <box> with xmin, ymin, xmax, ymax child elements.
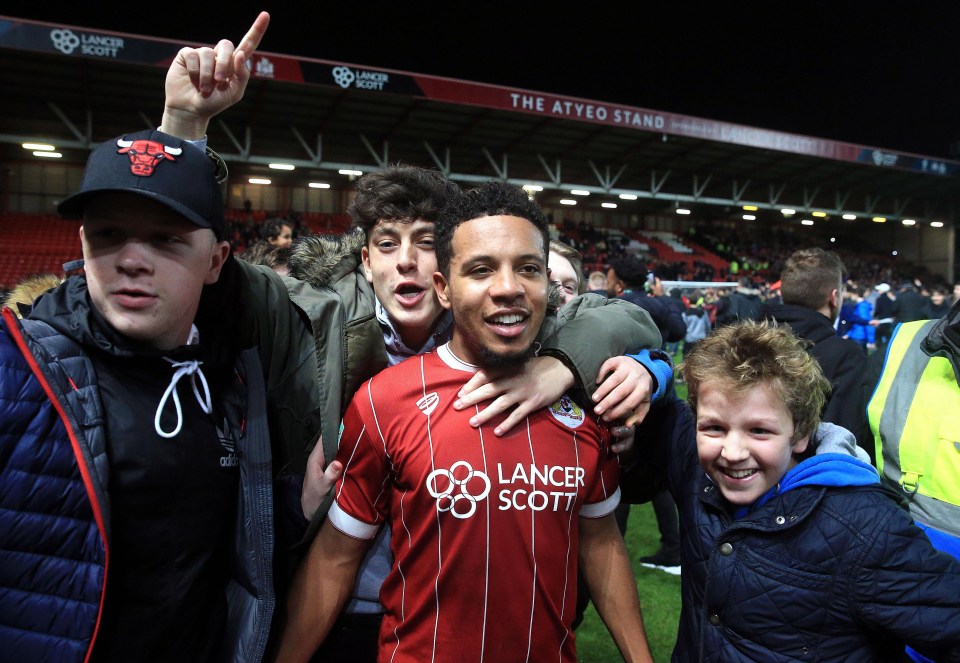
<box><xmin>58</xmin><ymin>129</ymin><xmax>225</xmax><ymax>239</ymax></box>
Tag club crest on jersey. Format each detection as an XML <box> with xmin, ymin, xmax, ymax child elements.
<box><xmin>417</xmin><ymin>391</ymin><xmax>440</xmax><ymax>416</ymax></box>
<box><xmin>549</xmin><ymin>395</ymin><xmax>584</xmax><ymax>429</ymax></box>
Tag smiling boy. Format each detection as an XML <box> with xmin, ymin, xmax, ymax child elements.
<box><xmin>631</xmin><ymin>320</ymin><xmax>960</xmax><ymax>661</ymax></box>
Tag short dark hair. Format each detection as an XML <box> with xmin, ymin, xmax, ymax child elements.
<box><xmin>347</xmin><ymin>164</ymin><xmax>461</xmax><ymax>239</ymax></box>
<box><xmin>780</xmin><ymin>248</ymin><xmax>845</xmax><ymax>310</ymax></box>
<box><xmin>608</xmin><ymin>255</ymin><xmax>648</xmax><ymax>289</ymax></box>
<box><xmin>260</xmin><ymin>217</ymin><xmax>292</xmax><ymax>242</ymax></box>
<box><xmin>435</xmin><ymin>180</ymin><xmax>549</xmax><ymax>277</ymax></box>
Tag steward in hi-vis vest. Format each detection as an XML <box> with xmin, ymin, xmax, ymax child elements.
<box><xmin>868</xmin><ymin>305</ymin><xmax>960</xmax><ymax>561</ymax></box>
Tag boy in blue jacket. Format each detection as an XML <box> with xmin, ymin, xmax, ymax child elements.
<box><xmin>629</xmin><ymin>320</ymin><xmax>960</xmax><ymax>662</ymax></box>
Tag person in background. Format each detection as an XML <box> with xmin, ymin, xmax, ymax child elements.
<box><xmin>606</xmin><ymin>256</ymin><xmax>685</xmax><ymax>574</ymax></box>
<box><xmin>607</xmin><ymin>256</ymin><xmax>685</xmax><ymax>346</ymax></box>
<box><xmin>261</xmin><ymin>216</ymin><xmax>294</xmax><ymax>248</ymax></box>
<box><xmin>680</xmin><ymin>292</ymin><xmax>711</xmax><ymax>361</ymax></box>
<box><xmin>895</xmin><ymin>280</ymin><xmax>927</xmax><ymax>324</ymax></box>
<box><xmin>548</xmin><ymin>239</ymin><xmax>587</xmax><ymax>306</ymax></box>
<box><xmin>239</xmin><ymin>241</ymin><xmax>292</xmax><ymax>276</ymax></box>
<box><xmin>714</xmin><ymin>275</ymin><xmax>763</xmax><ymax>326</ymax></box>
<box><xmin>762</xmin><ymin>248</ymin><xmax>869</xmax><ymax>447</ymax></box>
<box><xmin>923</xmin><ymin>286</ymin><xmax>952</xmax><ymax>319</ymax></box>
<box><xmin>587</xmin><ymin>269</ymin><xmax>608</xmax><ymax>293</ymax></box>
<box><xmin>839</xmin><ymin>284</ymin><xmax>876</xmax><ymax>351</ymax></box>
<box><xmin>870</xmin><ymin>282</ymin><xmax>898</xmax><ymax>349</ymax></box>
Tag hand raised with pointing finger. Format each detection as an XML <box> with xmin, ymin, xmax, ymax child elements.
<box><xmin>161</xmin><ymin>11</ymin><xmax>270</xmax><ymax>139</ymax></box>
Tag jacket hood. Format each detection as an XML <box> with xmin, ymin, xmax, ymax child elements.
<box><xmin>812</xmin><ymin>421</ymin><xmax>869</xmax><ymax>462</ymax></box>
<box><xmin>922</xmin><ymin>297</ymin><xmax>960</xmax><ymax>383</ymax></box>
<box><xmin>287</xmin><ymin>226</ymin><xmax>367</xmax><ymax>288</ymax></box>
<box><xmin>762</xmin><ymin>302</ymin><xmax>836</xmax><ymax>344</ymax></box>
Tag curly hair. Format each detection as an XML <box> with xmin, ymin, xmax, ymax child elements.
<box><xmin>346</xmin><ymin>164</ymin><xmax>461</xmax><ymax>238</ymax></box>
<box><xmin>435</xmin><ymin>180</ymin><xmax>549</xmax><ymax>277</ymax></box>
<box><xmin>681</xmin><ymin>320</ymin><xmax>830</xmax><ymax>443</ymax></box>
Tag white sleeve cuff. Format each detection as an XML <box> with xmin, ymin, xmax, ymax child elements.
<box><xmin>328</xmin><ymin>502</ymin><xmax>381</xmax><ymax>540</ymax></box>
<box><xmin>580</xmin><ymin>487</ymin><xmax>620</xmax><ymax>519</ymax></box>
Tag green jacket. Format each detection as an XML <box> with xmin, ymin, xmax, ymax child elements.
<box><xmin>198</xmin><ymin>254</ymin><xmax>323</xmax><ymax>477</ymax></box>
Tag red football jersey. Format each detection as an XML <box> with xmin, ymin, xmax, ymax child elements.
<box><xmin>329</xmin><ymin>343</ymin><xmax>620</xmax><ymax>663</ymax></box>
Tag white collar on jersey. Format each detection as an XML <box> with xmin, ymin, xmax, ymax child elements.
<box><xmin>437</xmin><ymin>343</ymin><xmax>479</xmax><ymax>373</ymax></box>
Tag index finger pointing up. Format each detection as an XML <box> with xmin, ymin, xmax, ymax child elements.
<box><xmin>237</xmin><ymin>11</ymin><xmax>270</xmax><ymax>58</ymax></box>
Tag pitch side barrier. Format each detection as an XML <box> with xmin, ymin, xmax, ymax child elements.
<box><xmin>661</xmin><ymin>281</ymin><xmax>739</xmax><ymax>291</ymax></box>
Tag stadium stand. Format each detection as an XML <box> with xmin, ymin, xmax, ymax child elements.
<box><xmin>0</xmin><ymin>213</ymin><xmax>81</xmax><ymax>290</ymax></box>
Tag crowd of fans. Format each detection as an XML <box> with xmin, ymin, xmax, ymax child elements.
<box><xmin>5</xmin><ymin>13</ymin><xmax>960</xmax><ymax>662</ymax></box>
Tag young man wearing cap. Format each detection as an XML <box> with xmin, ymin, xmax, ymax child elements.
<box><xmin>0</xmin><ymin>129</ymin><xmax>307</xmax><ymax>663</ymax></box>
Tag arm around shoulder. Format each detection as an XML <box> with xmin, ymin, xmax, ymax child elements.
<box><xmin>539</xmin><ymin>293</ymin><xmax>662</xmax><ymax>396</ymax></box>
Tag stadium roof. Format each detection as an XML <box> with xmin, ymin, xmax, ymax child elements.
<box><xmin>1</xmin><ymin>14</ymin><xmax>958</xmax><ymax>228</ymax></box>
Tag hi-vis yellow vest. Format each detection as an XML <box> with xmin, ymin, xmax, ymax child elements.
<box><xmin>868</xmin><ymin>319</ymin><xmax>960</xmax><ymax>538</ymax></box>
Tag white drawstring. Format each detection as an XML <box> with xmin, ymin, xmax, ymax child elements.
<box><xmin>155</xmin><ymin>357</ymin><xmax>213</xmax><ymax>439</ymax></box>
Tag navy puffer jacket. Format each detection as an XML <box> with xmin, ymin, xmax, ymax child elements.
<box><xmin>633</xmin><ymin>396</ymin><xmax>960</xmax><ymax>662</ymax></box>
<box><xmin>0</xmin><ymin>311</ymin><xmax>108</xmax><ymax>662</ymax></box>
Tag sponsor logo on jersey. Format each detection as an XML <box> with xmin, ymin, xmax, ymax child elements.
<box><xmin>426</xmin><ymin>461</ymin><xmax>491</xmax><ymax>519</ymax></box>
<box><xmin>549</xmin><ymin>395</ymin><xmax>584</xmax><ymax>428</ymax></box>
<box><xmin>425</xmin><ymin>460</ymin><xmax>587</xmax><ymax>517</ymax></box>
<box><xmin>417</xmin><ymin>392</ymin><xmax>440</xmax><ymax>416</ymax></box>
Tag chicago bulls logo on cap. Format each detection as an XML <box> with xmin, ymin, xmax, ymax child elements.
<box><xmin>116</xmin><ymin>138</ymin><xmax>183</xmax><ymax>177</ymax></box>
<box><xmin>57</xmin><ymin>129</ymin><xmax>225</xmax><ymax>239</ymax></box>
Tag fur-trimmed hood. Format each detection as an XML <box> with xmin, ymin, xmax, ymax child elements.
<box><xmin>287</xmin><ymin>226</ymin><xmax>367</xmax><ymax>288</ymax></box>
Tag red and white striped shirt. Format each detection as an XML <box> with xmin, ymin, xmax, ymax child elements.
<box><xmin>329</xmin><ymin>343</ymin><xmax>620</xmax><ymax>663</ymax></box>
